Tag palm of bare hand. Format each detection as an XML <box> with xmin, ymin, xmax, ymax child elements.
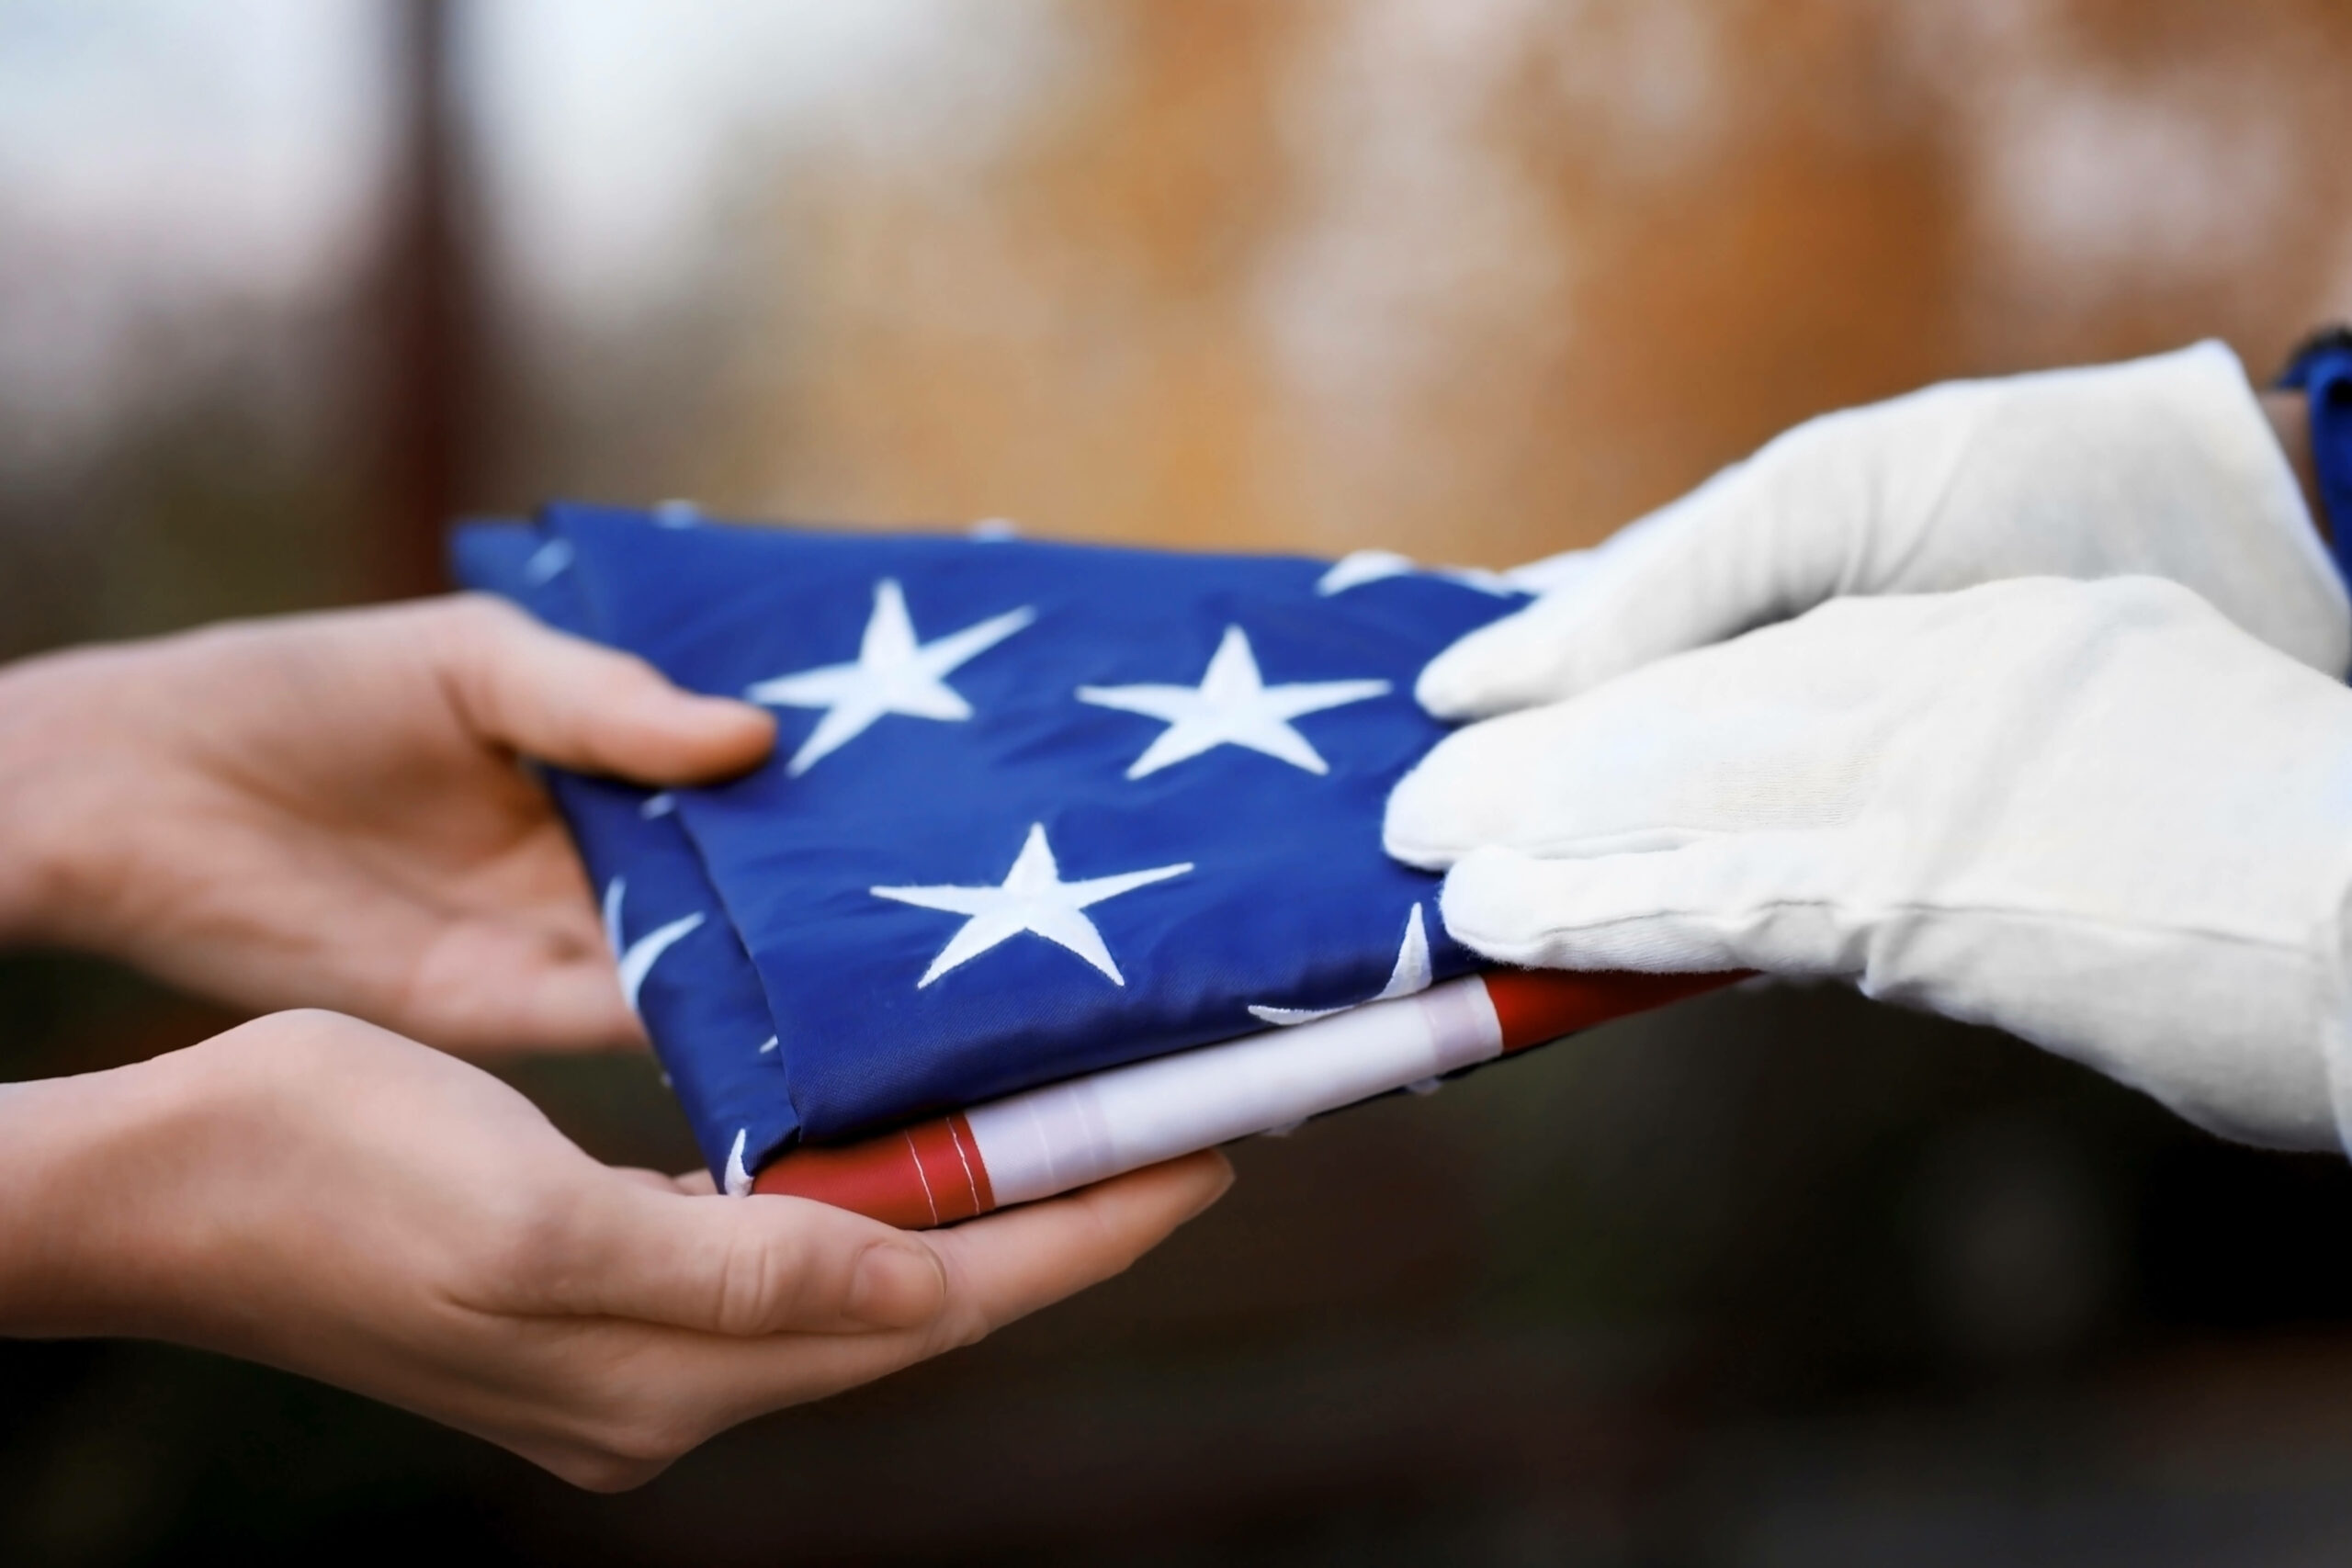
<box><xmin>0</xmin><ymin>596</ymin><xmax>775</xmax><ymax>1055</ymax></box>
<box><xmin>6</xmin><ymin>1008</ymin><xmax>1231</xmax><ymax>1490</ymax></box>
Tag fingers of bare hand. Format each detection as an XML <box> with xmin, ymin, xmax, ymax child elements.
<box><xmin>921</xmin><ymin>1149</ymin><xmax>1235</xmax><ymax>1347</ymax></box>
<box><xmin>676</xmin><ymin>1152</ymin><xmax>1237</xmax><ymax>1423</ymax></box>
<box><xmin>399</xmin><ymin>915</ymin><xmax>644</xmax><ymax>1055</ymax></box>
<box><xmin>506</xmin><ymin>1153</ymin><xmax>1238</xmax><ymax>1487</ymax></box>
<box><xmin>435</xmin><ymin>595</ymin><xmax>775</xmax><ymax>784</ymax></box>
<box><xmin>531</xmin><ymin>1178</ymin><xmax>950</xmax><ymax>1336</ymax></box>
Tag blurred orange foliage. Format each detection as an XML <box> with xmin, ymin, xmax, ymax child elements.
<box><xmin>680</xmin><ymin>0</ymin><xmax>2352</xmax><ymax>570</ymax></box>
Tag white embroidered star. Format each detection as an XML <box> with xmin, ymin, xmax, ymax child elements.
<box><xmin>1077</xmin><ymin>625</ymin><xmax>1391</xmax><ymax>780</ymax></box>
<box><xmin>522</xmin><ymin>536</ymin><xmax>573</xmax><ymax>585</ymax></box>
<box><xmin>871</xmin><ymin>823</ymin><xmax>1192</xmax><ymax>987</ymax></box>
<box><xmin>602</xmin><ymin>877</ymin><xmax>705</xmax><ymax>1015</ymax></box>
<box><xmin>746</xmin><ymin>579</ymin><xmax>1035</xmax><ymax>775</ymax></box>
<box><xmin>723</xmin><ymin>1128</ymin><xmax>753</xmax><ymax>1198</ymax></box>
<box><xmin>1314</xmin><ymin>548</ymin><xmax>1516</xmax><ymax>597</ymax></box>
<box><xmin>1248</xmin><ymin>902</ymin><xmax>1432</xmax><ymax>1026</ymax></box>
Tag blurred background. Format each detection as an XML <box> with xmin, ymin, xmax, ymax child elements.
<box><xmin>6</xmin><ymin>1</ymin><xmax>2352</xmax><ymax>1562</ymax></box>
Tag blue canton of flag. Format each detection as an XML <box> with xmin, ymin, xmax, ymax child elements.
<box><xmin>454</xmin><ymin>504</ymin><xmax>1526</xmax><ymax>1192</ymax></box>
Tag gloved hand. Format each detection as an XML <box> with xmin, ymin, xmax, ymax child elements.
<box><xmin>1429</xmin><ymin>342</ymin><xmax>2348</xmax><ymax>719</ymax></box>
<box><xmin>1387</xmin><ymin>577</ymin><xmax>2352</xmax><ymax>1153</ymax></box>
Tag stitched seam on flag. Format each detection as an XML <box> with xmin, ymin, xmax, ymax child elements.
<box><xmin>905</xmin><ymin>1131</ymin><xmax>939</xmax><ymax>1225</ymax></box>
<box><xmin>946</xmin><ymin>1122</ymin><xmax>981</xmax><ymax>1213</ymax></box>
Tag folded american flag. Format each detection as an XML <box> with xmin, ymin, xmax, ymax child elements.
<box><xmin>456</xmin><ymin>504</ymin><xmax>1544</xmax><ymax>1194</ymax></box>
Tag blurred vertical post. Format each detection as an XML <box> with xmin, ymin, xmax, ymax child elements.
<box><xmin>372</xmin><ymin>0</ymin><xmax>477</xmax><ymax>600</ymax></box>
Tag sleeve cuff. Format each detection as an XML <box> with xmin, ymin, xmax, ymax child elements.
<box><xmin>2277</xmin><ymin>326</ymin><xmax>2352</xmax><ymax>602</ymax></box>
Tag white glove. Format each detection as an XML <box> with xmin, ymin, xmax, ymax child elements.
<box><xmin>1431</xmin><ymin>342</ymin><xmax>2347</xmax><ymax>718</ymax></box>
<box><xmin>1386</xmin><ymin>577</ymin><xmax>2352</xmax><ymax>1154</ymax></box>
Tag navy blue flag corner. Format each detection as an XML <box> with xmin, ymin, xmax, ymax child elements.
<box><xmin>454</xmin><ymin>504</ymin><xmax>1526</xmax><ymax>1192</ymax></box>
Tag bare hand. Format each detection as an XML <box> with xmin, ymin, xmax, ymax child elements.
<box><xmin>0</xmin><ymin>1010</ymin><xmax>1233</xmax><ymax>1490</ymax></box>
<box><xmin>0</xmin><ymin>595</ymin><xmax>775</xmax><ymax>1055</ymax></box>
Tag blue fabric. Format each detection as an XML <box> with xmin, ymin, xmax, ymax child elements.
<box><xmin>2278</xmin><ymin>329</ymin><xmax>2352</xmax><ymax>599</ymax></box>
<box><xmin>452</xmin><ymin>522</ymin><xmax>797</xmax><ymax>1182</ymax></box>
<box><xmin>454</xmin><ymin>505</ymin><xmax>1523</xmax><ymax>1185</ymax></box>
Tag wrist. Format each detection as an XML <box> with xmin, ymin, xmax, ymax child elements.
<box><xmin>2275</xmin><ymin>329</ymin><xmax>2352</xmax><ymax>615</ymax></box>
<box><xmin>0</xmin><ymin>660</ymin><xmax>58</xmax><ymax>945</ymax></box>
<box><xmin>0</xmin><ymin>643</ymin><xmax>146</xmax><ymax>951</ymax></box>
<box><xmin>0</xmin><ymin>1046</ymin><xmax>225</xmax><ymax>1339</ymax></box>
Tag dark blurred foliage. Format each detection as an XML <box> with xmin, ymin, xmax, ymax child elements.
<box><xmin>6</xmin><ymin>1</ymin><xmax>2352</xmax><ymax>1562</ymax></box>
<box><xmin>0</xmin><ymin>331</ymin><xmax>372</xmax><ymax>661</ymax></box>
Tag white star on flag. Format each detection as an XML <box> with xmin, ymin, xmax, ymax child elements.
<box><xmin>871</xmin><ymin>822</ymin><xmax>1192</xmax><ymax>987</ymax></box>
<box><xmin>1249</xmin><ymin>902</ymin><xmax>1432</xmax><ymax>1026</ymax></box>
<box><xmin>1314</xmin><ymin>548</ymin><xmax>1517</xmax><ymax>597</ymax></box>
<box><xmin>723</xmin><ymin>1128</ymin><xmax>753</xmax><ymax>1197</ymax></box>
<box><xmin>747</xmin><ymin>579</ymin><xmax>1035</xmax><ymax>775</ymax></box>
<box><xmin>521</xmin><ymin>536</ymin><xmax>573</xmax><ymax>585</ymax></box>
<box><xmin>603</xmin><ymin>878</ymin><xmax>706</xmax><ymax>1015</ymax></box>
<box><xmin>1078</xmin><ymin>625</ymin><xmax>1390</xmax><ymax>779</ymax></box>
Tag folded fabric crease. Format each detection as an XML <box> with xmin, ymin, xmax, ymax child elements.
<box><xmin>456</xmin><ymin>505</ymin><xmax>1521</xmax><ymax>1187</ymax></box>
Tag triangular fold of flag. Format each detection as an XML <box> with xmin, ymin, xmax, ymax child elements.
<box><xmin>454</xmin><ymin>504</ymin><xmax>1526</xmax><ymax>1189</ymax></box>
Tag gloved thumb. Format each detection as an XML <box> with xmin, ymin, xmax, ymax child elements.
<box><xmin>1418</xmin><ymin>383</ymin><xmax>2007</xmax><ymax>721</ymax></box>
<box><xmin>1439</xmin><ymin>839</ymin><xmax>1853</xmax><ymax>978</ymax></box>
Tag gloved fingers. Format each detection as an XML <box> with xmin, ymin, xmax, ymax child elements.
<box><xmin>1411</xmin><ymin>584</ymin><xmax>1616</xmax><ymax>723</ymax></box>
<box><xmin>1418</xmin><ymin>454</ymin><xmax>1855</xmax><ymax>719</ymax></box>
<box><xmin>1386</xmin><ymin>694</ymin><xmax>1652</xmax><ymax>868</ymax></box>
<box><xmin>1438</xmin><ymin>841</ymin><xmax>1845</xmax><ymax>976</ymax></box>
<box><xmin>1499</xmin><ymin>545</ymin><xmax>1602</xmax><ymax>597</ymax></box>
<box><xmin>1418</xmin><ymin>478</ymin><xmax>1723</xmax><ymax>720</ymax></box>
<box><xmin>1389</xmin><ymin>643</ymin><xmax>1883</xmax><ymax>871</ymax></box>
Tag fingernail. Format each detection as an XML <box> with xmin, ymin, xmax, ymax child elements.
<box><xmin>1191</xmin><ymin>1152</ymin><xmax>1238</xmax><ymax>1215</ymax></box>
<box><xmin>669</xmin><ymin>692</ymin><xmax>755</xmax><ymax>728</ymax></box>
<box><xmin>709</xmin><ymin>698</ymin><xmax>779</xmax><ymax>745</ymax></box>
<box><xmin>847</xmin><ymin>1242</ymin><xmax>945</xmax><ymax>1328</ymax></box>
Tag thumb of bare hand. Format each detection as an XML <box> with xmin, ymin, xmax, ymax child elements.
<box><xmin>440</xmin><ymin>596</ymin><xmax>775</xmax><ymax>784</ymax></box>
